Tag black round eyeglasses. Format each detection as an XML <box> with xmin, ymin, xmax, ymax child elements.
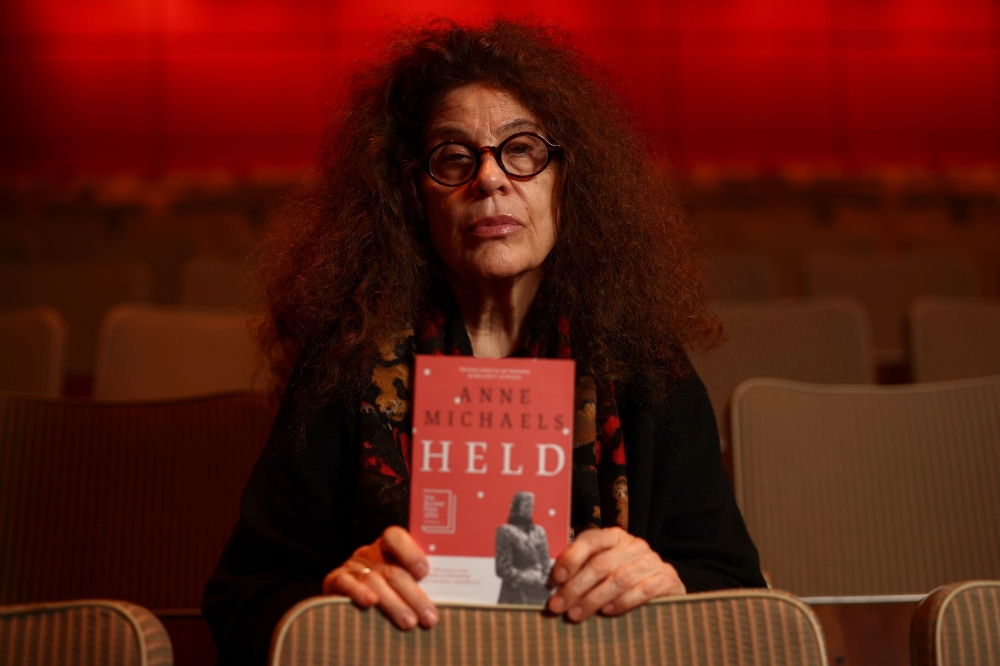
<box><xmin>422</xmin><ymin>132</ymin><xmax>563</xmax><ymax>187</ymax></box>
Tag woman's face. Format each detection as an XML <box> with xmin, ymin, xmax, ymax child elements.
<box><xmin>419</xmin><ymin>84</ymin><xmax>559</xmax><ymax>285</ymax></box>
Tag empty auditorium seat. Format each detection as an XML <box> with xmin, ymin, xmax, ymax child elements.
<box><xmin>689</xmin><ymin>297</ymin><xmax>875</xmax><ymax>451</ymax></box>
<box><xmin>271</xmin><ymin>591</ymin><xmax>828</xmax><ymax>666</ymax></box>
<box><xmin>180</xmin><ymin>255</ymin><xmax>252</xmax><ymax>308</ymax></box>
<box><xmin>803</xmin><ymin>250</ymin><xmax>979</xmax><ymax>365</ymax></box>
<box><xmin>705</xmin><ymin>250</ymin><xmax>780</xmax><ymax>300</ymax></box>
<box><xmin>93</xmin><ymin>304</ymin><xmax>268</xmax><ymax>400</ymax></box>
<box><xmin>0</xmin><ymin>306</ymin><xmax>67</xmax><ymax>396</ymax></box>
<box><xmin>0</xmin><ymin>262</ymin><xmax>152</xmax><ymax>377</ymax></box>
<box><xmin>911</xmin><ymin>580</ymin><xmax>1000</xmax><ymax>666</ymax></box>
<box><xmin>731</xmin><ymin>376</ymin><xmax>1000</xmax><ymax>598</ymax></box>
<box><xmin>910</xmin><ymin>297</ymin><xmax>1000</xmax><ymax>382</ymax></box>
<box><xmin>0</xmin><ymin>600</ymin><xmax>173</xmax><ymax>666</ymax></box>
<box><xmin>0</xmin><ymin>393</ymin><xmax>276</xmax><ymax>609</ymax></box>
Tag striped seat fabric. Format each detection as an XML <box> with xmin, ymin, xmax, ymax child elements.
<box><xmin>0</xmin><ymin>393</ymin><xmax>276</xmax><ymax>610</ymax></box>
<box><xmin>0</xmin><ymin>599</ymin><xmax>173</xmax><ymax>666</ymax></box>
<box><xmin>270</xmin><ymin>591</ymin><xmax>828</xmax><ymax>666</ymax></box>
<box><xmin>911</xmin><ymin>580</ymin><xmax>1000</xmax><ymax>666</ymax></box>
<box><xmin>732</xmin><ymin>376</ymin><xmax>1000</xmax><ymax>598</ymax></box>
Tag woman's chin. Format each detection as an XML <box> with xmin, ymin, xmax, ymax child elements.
<box><xmin>458</xmin><ymin>261</ymin><xmax>542</xmax><ymax>287</ymax></box>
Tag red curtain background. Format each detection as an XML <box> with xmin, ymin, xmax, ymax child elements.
<box><xmin>1</xmin><ymin>0</ymin><xmax>996</xmax><ymax>177</ymax></box>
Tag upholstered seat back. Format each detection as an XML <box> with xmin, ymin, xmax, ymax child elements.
<box><xmin>0</xmin><ymin>600</ymin><xmax>173</xmax><ymax>666</ymax></box>
<box><xmin>270</xmin><ymin>592</ymin><xmax>828</xmax><ymax>666</ymax></box>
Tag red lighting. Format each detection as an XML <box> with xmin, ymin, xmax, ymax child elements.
<box><xmin>1</xmin><ymin>0</ymin><xmax>996</xmax><ymax>176</ymax></box>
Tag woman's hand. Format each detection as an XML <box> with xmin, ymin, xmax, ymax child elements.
<box><xmin>323</xmin><ymin>526</ymin><xmax>439</xmax><ymax>630</ymax></box>
<box><xmin>547</xmin><ymin>527</ymin><xmax>685</xmax><ymax>621</ymax></box>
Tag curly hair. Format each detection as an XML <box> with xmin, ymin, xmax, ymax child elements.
<box><xmin>257</xmin><ymin>18</ymin><xmax>719</xmax><ymax>419</ymax></box>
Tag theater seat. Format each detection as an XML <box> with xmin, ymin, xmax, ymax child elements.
<box><xmin>911</xmin><ymin>580</ymin><xmax>1000</xmax><ymax>666</ymax></box>
<box><xmin>0</xmin><ymin>306</ymin><xmax>67</xmax><ymax>396</ymax></box>
<box><xmin>0</xmin><ymin>393</ymin><xmax>276</xmax><ymax>610</ymax></box>
<box><xmin>910</xmin><ymin>297</ymin><xmax>1000</xmax><ymax>382</ymax></box>
<box><xmin>732</xmin><ymin>376</ymin><xmax>1000</xmax><ymax>598</ymax></box>
<box><xmin>803</xmin><ymin>250</ymin><xmax>978</xmax><ymax>365</ymax></box>
<box><xmin>0</xmin><ymin>262</ymin><xmax>151</xmax><ymax>378</ymax></box>
<box><xmin>689</xmin><ymin>297</ymin><xmax>875</xmax><ymax>453</ymax></box>
<box><xmin>0</xmin><ymin>599</ymin><xmax>173</xmax><ymax>666</ymax></box>
<box><xmin>93</xmin><ymin>303</ymin><xmax>269</xmax><ymax>400</ymax></box>
<box><xmin>270</xmin><ymin>591</ymin><xmax>828</xmax><ymax>666</ymax></box>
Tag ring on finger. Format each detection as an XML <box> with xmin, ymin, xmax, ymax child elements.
<box><xmin>358</xmin><ymin>566</ymin><xmax>372</xmax><ymax>578</ymax></box>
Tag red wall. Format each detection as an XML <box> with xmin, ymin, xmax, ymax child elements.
<box><xmin>1</xmin><ymin>0</ymin><xmax>997</xmax><ymax>177</ymax></box>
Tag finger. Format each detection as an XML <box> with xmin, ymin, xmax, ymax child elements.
<box><xmin>381</xmin><ymin>526</ymin><xmax>430</xmax><ymax>579</ymax></box>
<box><xmin>568</xmin><ymin>553</ymin><xmax>666</xmax><ymax>620</ymax></box>
<box><xmin>601</xmin><ymin>566</ymin><xmax>685</xmax><ymax>616</ymax></box>
<box><xmin>365</xmin><ymin>569</ymin><xmax>420</xmax><ymax>630</ymax></box>
<box><xmin>323</xmin><ymin>569</ymin><xmax>378</xmax><ymax>607</ymax></box>
<box><xmin>551</xmin><ymin>527</ymin><xmax>626</xmax><ymax>584</ymax></box>
<box><xmin>381</xmin><ymin>562</ymin><xmax>439</xmax><ymax>628</ymax></box>
<box><xmin>550</xmin><ymin>536</ymin><xmax>646</xmax><ymax>614</ymax></box>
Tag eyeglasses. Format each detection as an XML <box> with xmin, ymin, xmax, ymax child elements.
<box><xmin>422</xmin><ymin>132</ymin><xmax>563</xmax><ymax>187</ymax></box>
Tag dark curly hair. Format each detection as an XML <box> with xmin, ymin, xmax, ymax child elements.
<box><xmin>257</xmin><ymin>18</ymin><xmax>719</xmax><ymax>419</ymax></box>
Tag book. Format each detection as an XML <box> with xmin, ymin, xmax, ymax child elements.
<box><xmin>409</xmin><ymin>354</ymin><xmax>576</xmax><ymax>605</ymax></box>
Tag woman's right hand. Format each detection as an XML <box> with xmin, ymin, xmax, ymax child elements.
<box><xmin>323</xmin><ymin>526</ymin><xmax>439</xmax><ymax>630</ymax></box>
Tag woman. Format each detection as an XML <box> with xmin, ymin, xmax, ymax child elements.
<box><xmin>495</xmin><ymin>492</ymin><xmax>552</xmax><ymax>605</ymax></box>
<box><xmin>203</xmin><ymin>19</ymin><xmax>766</xmax><ymax>665</ymax></box>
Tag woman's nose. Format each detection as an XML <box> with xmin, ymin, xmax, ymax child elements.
<box><xmin>472</xmin><ymin>153</ymin><xmax>508</xmax><ymax>196</ymax></box>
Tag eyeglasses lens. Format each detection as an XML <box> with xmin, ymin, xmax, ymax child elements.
<box><xmin>500</xmin><ymin>134</ymin><xmax>548</xmax><ymax>176</ymax></box>
<box><xmin>429</xmin><ymin>144</ymin><xmax>476</xmax><ymax>186</ymax></box>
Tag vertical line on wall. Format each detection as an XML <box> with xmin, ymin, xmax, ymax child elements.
<box><xmin>148</xmin><ymin>0</ymin><xmax>168</xmax><ymax>178</ymax></box>
<box><xmin>826</xmin><ymin>0</ymin><xmax>851</xmax><ymax>170</ymax></box>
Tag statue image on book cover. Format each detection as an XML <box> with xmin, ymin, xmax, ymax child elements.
<box><xmin>495</xmin><ymin>491</ymin><xmax>553</xmax><ymax>604</ymax></box>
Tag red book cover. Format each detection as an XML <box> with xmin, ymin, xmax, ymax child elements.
<box><xmin>409</xmin><ymin>354</ymin><xmax>576</xmax><ymax>605</ymax></box>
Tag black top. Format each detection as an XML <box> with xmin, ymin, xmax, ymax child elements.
<box><xmin>202</xmin><ymin>367</ymin><xmax>767</xmax><ymax>665</ymax></box>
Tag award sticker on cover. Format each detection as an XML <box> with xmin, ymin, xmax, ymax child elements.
<box><xmin>409</xmin><ymin>355</ymin><xmax>576</xmax><ymax>605</ymax></box>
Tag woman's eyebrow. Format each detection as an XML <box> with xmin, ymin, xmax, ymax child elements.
<box><xmin>496</xmin><ymin>118</ymin><xmax>542</xmax><ymax>135</ymax></box>
<box><xmin>427</xmin><ymin>118</ymin><xmax>543</xmax><ymax>144</ymax></box>
<box><xmin>426</xmin><ymin>124</ymin><xmax>473</xmax><ymax>142</ymax></box>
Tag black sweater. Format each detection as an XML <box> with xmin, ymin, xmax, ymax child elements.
<box><xmin>202</xmin><ymin>368</ymin><xmax>767</xmax><ymax>665</ymax></box>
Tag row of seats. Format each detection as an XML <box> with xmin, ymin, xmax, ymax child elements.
<box><xmin>3</xmin><ymin>295</ymin><xmax>998</xmax><ymax>410</ymax></box>
<box><xmin>0</xmin><ymin>304</ymin><xmax>266</xmax><ymax>399</ymax></box>
<box><xmin>4</xmin><ymin>581</ymin><xmax>997</xmax><ymax>666</ymax></box>
<box><xmin>0</xmin><ymin>379</ymin><xmax>996</xmax><ymax>663</ymax></box>
<box><xmin>0</xmin><ymin>247</ymin><xmax>989</xmax><ymax>377</ymax></box>
<box><xmin>0</xmin><ymin>257</ymin><xmax>251</xmax><ymax>377</ymax></box>
<box><xmin>690</xmin><ymin>296</ymin><xmax>1000</xmax><ymax>451</ymax></box>
<box><xmin>707</xmin><ymin>249</ymin><xmax>985</xmax><ymax>363</ymax></box>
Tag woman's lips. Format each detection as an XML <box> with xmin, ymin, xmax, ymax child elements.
<box><xmin>466</xmin><ymin>216</ymin><xmax>523</xmax><ymax>238</ymax></box>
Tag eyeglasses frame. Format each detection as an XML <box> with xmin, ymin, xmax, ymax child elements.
<box><xmin>421</xmin><ymin>131</ymin><xmax>564</xmax><ymax>187</ymax></box>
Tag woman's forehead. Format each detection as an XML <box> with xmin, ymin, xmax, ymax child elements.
<box><xmin>425</xmin><ymin>84</ymin><xmax>542</xmax><ymax>144</ymax></box>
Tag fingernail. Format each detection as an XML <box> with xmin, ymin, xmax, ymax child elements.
<box><xmin>554</xmin><ymin>567</ymin><xmax>567</xmax><ymax>583</ymax></box>
<box><xmin>421</xmin><ymin>608</ymin><xmax>438</xmax><ymax>625</ymax></box>
<box><xmin>602</xmin><ymin>602</ymin><xmax>615</xmax><ymax>614</ymax></box>
<box><xmin>568</xmin><ymin>606</ymin><xmax>584</xmax><ymax>621</ymax></box>
<box><xmin>548</xmin><ymin>596</ymin><xmax>565</xmax><ymax>613</ymax></box>
<box><xmin>413</xmin><ymin>562</ymin><xmax>429</xmax><ymax>578</ymax></box>
<box><xmin>401</xmin><ymin>612</ymin><xmax>418</xmax><ymax>629</ymax></box>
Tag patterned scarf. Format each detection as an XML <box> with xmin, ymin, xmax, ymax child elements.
<box><xmin>355</xmin><ymin>287</ymin><xmax>628</xmax><ymax>545</ymax></box>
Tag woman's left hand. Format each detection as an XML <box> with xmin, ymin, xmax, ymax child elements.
<box><xmin>547</xmin><ymin>527</ymin><xmax>686</xmax><ymax>621</ymax></box>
